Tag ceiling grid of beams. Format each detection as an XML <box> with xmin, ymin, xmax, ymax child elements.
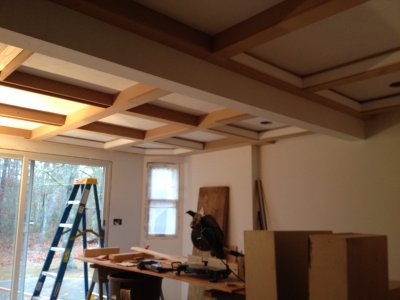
<box><xmin>0</xmin><ymin>0</ymin><xmax>399</xmax><ymax>155</ymax></box>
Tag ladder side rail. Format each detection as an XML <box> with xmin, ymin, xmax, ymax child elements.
<box><xmin>93</xmin><ymin>184</ymin><xmax>104</xmax><ymax>247</ymax></box>
<box><xmin>81</xmin><ymin>202</ymin><xmax>89</xmax><ymax>296</ymax></box>
<box><xmin>49</xmin><ymin>184</ymin><xmax>92</xmax><ymax>299</ymax></box>
<box><xmin>32</xmin><ymin>185</ymin><xmax>80</xmax><ymax>297</ymax></box>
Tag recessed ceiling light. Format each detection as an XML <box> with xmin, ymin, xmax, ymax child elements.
<box><xmin>389</xmin><ymin>81</ymin><xmax>400</xmax><ymax>88</ymax></box>
<box><xmin>260</xmin><ymin>121</ymin><xmax>272</xmax><ymax>125</ymax></box>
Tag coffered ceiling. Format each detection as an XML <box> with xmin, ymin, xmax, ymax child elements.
<box><xmin>0</xmin><ymin>0</ymin><xmax>399</xmax><ymax>155</ymax></box>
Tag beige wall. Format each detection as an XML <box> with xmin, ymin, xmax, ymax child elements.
<box><xmin>260</xmin><ymin>124</ymin><xmax>400</xmax><ymax>279</ymax></box>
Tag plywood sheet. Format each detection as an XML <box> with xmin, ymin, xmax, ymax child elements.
<box><xmin>188</xmin><ymin>186</ymin><xmax>229</xmax><ymax>300</ymax></box>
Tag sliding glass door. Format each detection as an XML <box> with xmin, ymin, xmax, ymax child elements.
<box><xmin>0</xmin><ymin>153</ymin><xmax>108</xmax><ymax>299</ymax></box>
<box><xmin>20</xmin><ymin>159</ymin><xmax>106</xmax><ymax>299</ymax></box>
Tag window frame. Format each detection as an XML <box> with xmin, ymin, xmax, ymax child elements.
<box><xmin>144</xmin><ymin>161</ymin><xmax>181</xmax><ymax>238</ymax></box>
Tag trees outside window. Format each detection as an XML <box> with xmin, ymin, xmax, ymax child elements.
<box><xmin>0</xmin><ymin>154</ymin><xmax>107</xmax><ymax>300</ymax></box>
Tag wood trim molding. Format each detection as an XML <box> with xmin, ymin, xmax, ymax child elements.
<box><xmin>158</xmin><ymin>137</ymin><xmax>204</xmax><ymax>150</ymax></box>
<box><xmin>198</xmin><ymin>108</ymin><xmax>250</xmax><ymax>128</ymax></box>
<box><xmin>145</xmin><ymin>124</ymin><xmax>190</xmax><ymax>141</ymax></box>
<box><xmin>231</xmin><ymin>53</ymin><xmax>303</xmax><ymax>87</ymax></box>
<box><xmin>0</xmin><ymin>49</ymin><xmax>32</xmax><ymax>81</ymax></box>
<box><xmin>0</xmin><ymin>125</ymin><xmax>31</xmax><ymax>138</ymax></box>
<box><xmin>103</xmin><ymin>138</ymin><xmax>137</xmax><ymax>150</ymax></box>
<box><xmin>211</xmin><ymin>125</ymin><xmax>260</xmax><ymax>140</ymax></box>
<box><xmin>304</xmin><ymin>49</ymin><xmax>400</xmax><ymax>92</ymax></box>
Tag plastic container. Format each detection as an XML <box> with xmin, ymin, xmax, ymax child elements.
<box><xmin>108</xmin><ymin>272</ymin><xmax>162</xmax><ymax>300</ymax></box>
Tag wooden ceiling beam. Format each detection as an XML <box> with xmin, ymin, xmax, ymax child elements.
<box><xmin>198</xmin><ymin>108</ymin><xmax>251</xmax><ymax>128</ymax></box>
<box><xmin>0</xmin><ymin>103</ymin><xmax>66</xmax><ymax>126</ymax></box>
<box><xmin>80</xmin><ymin>122</ymin><xmax>145</xmax><ymax>140</ymax></box>
<box><xmin>0</xmin><ymin>48</ymin><xmax>32</xmax><ymax>81</ymax></box>
<box><xmin>0</xmin><ymin>125</ymin><xmax>31</xmax><ymax>139</ymax></box>
<box><xmin>210</xmin><ymin>125</ymin><xmax>260</xmax><ymax>140</ymax></box>
<box><xmin>204</xmin><ymin>136</ymin><xmax>250</xmax><ymax>152</ymax></box>
<box><xmin>128</xmin><ymin>103</ymin><xmax>198</xmax><ymax>127</ymax></box>
<box><xmin>258</xmin><ymin>126</ymin><xmax>311</xmax><ymax>141</ymax></box>
<box><xmin>103</xmin><ymin>138</ymin><xmax>138</xmax><ymax>150</ymax></box>
<box><xmin>211</xmin><ymin>0</ymin><xmax>369</xmax><ymax>58</ymax></box>
<box><xmin>50</xmin><ymin>0</ymin><xmax>211</xmax><ymax>58</ymax></box>
<box><xmin>145</xmin><ymin>124</ymin><xmax>190</xmax><ymax>141</ymax></box>
<box><xmin>30</xmin><ymin>83</ymin><xmax>166</xmax><ymax>140</ymax></box>
<box><xmin>3</xmin><ymin>71</ymin><xmax>115</xmax><ymax>107</ymax></box>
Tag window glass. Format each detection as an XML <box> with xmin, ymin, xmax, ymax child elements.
<box><xmin>148</xmin><ymin>166</ymin><xmax>178</xmax><ymax>200</ymax></box>
<box><xmin>146</xmin><ymin>163</ymin><xmax>179</xmax><ymax>236</ymax></box>
<box><xmin>0</xmin><ymin>157</ymin><xmax>22</xmax><ymax>300</ymax></box>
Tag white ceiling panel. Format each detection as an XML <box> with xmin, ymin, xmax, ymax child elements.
<box><xmin>249</xmin><ymin>0</ymin><xmax>400</xmax><ymax>75</ymax></box>
<box><xmin>100</xmin><ymin>113</ymin><xmax>164</xmax><ymax>130</ymax></box>
<box><xmin>48</xmin><ymin>136</ymin><xmax>105</xmax><ymax>149</ymax></box>
<box><xmin>136</xmin><ymin>142</ymin><xmax>176</xmax><ymax>149</ymax></box>
<box><xmin>0</xmin><ymin>117</ymin><xmax>42</xmax><ymax>130</ymax></box>
<box><xmin>333</xmin><ymin>71</ymin><xmax>400</xmax><ymax>101</ymax></box>
<box><xmin>62</xmin><ymin>129</ymin><xmax>116</xmax><ymax>142</ymax></box>
<box><xmin>156</xmin><ymin>93</ymin><xmax>223</xmax><ymax>115</ymax></box>
<box><xmin>21</xmin><ymin>53</ymin><xmax>137</xmax><ymax>93</ymax></box>
<box><xmin>0</xmin><ymin>85</ymin><xmax>87</xmax><ymax>115</ymax></box>
<box><xmin>134</xmin><ymin>0</ymin><xmax>283</xmax><ymax>35</ymax></box>
<box><xmin>177</xmin><ymin>130</ymin><xmax>225</xmax><ymax>142</ymax></box>
<box><xmin>233</xmin><ymin>117</ymin><xmax>285</xmax><ymax>132</ymax></box>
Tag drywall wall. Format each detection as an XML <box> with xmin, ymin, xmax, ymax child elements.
<box><xmin>0</xmin><ymin>135</ymin><xmax>144</xmax><ymax>251</ymax></box>
<box><xmin>260</xmin><ymin>122</ymin><xmax>400</xmax><ymax>279</ymax></box>
<box><xmin>182</xmin><ymin>146</ymin><xmax>255</xmax><ymax>298</ymax></box>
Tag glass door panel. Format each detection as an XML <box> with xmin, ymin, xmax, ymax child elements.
<box><xmin>20</xmin><ymin>160</ymin><xmax>105</xmax><ymax>299</ymax></box>
<box><xmin>0</xmin><ymin>157</ymin><xmax>22</xmax><ymax>300</ymax></box>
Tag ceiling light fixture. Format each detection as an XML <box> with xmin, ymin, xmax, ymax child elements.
<box><xmin>260</xmin><ymin>121</ymin><xmax>272</xmax><ymax>125</ymax></box>
<box><xmin>389</xmin><ymin>81</ymin><xmax>400</xmax><ymax>88</ymax></box>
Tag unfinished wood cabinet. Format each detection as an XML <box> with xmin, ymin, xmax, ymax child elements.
<box><xmin>309</xmin><ymin>233</ymin><xmax>388</xmax><ymax>300</ymax></box>
<box><xmin>244</xmin><ymin>231</ymin><xmax>328</xmax><ymax>300</ymax></box>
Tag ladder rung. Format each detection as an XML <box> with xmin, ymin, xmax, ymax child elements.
<box><xmin>50</xmin><ymin>247</ymin><xmax>65</xmax><ymax>252</ymax></box>
<box><xmin>59</xmin><ymin>223</ymin><xmax>73</xmax><ymax>228</ymax></box>
<box><xmin>42</xmin><ymin>271</ymin><xmax>57</xmax><ymax>279</ymax></box>
<box><xmin>68</xmin><ymin>200</ymin><xmax>81</xmax><ymax>205</ymax></box>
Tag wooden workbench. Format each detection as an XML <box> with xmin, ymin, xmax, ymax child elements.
<box><xmin>76</xmin><ymin>255</ymin><xmax>245</xmax><ymax>295</ymax></box>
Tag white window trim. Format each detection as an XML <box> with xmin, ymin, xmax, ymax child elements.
<box><xmin>142</xmin><ymin>157</ymin><xmax>183</xmax><ymax>240</ymax></box>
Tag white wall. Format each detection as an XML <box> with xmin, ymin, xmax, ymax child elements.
<box><xmin>260</xmin><ymin>123</ymin><xmax>400</xmax><ymax>279</ymax></box>
<box><xmin>0</xmin><ymin>135</ymin><xmax>144</xmax><ymax>251</ymax></box>
<box><xmin>182</xmin><ymin>146</ymin><xmax>255</xmax><ymax>298</ymax></box>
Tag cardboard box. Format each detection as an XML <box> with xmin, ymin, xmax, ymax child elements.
<box><xmin>244</xmin><ymin>230</ymin><xmax>329</xmax><ymax>300</ymax></box>
<box><xmin>309</xmin><ymin>233</ymin><xmax>388</xmax><ymax>300</ymax></box>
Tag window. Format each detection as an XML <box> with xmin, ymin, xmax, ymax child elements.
<box><xmin>146</xmin><ymin>163</ymin><xmax>179</xmax><ymax>236</ymax></box>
